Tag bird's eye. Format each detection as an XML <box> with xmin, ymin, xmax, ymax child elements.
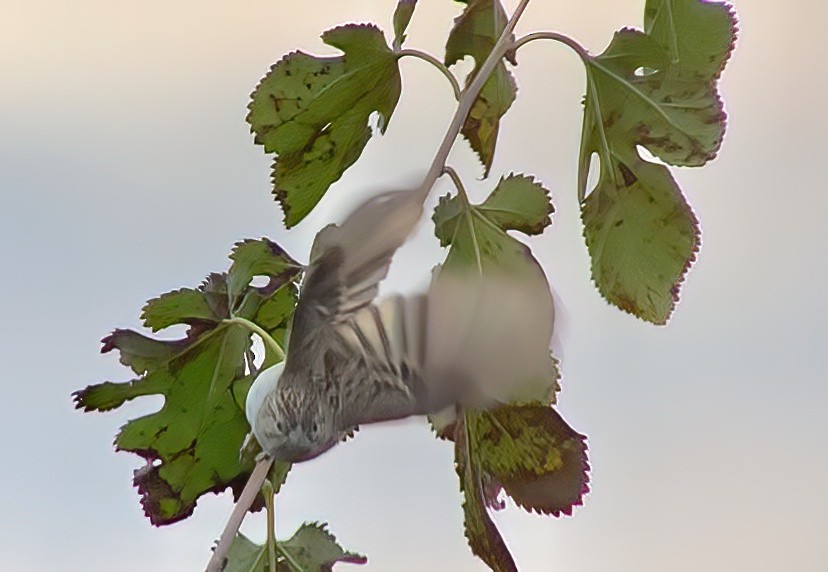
<box><xmin>276</xmin><ymin>421</ymin><xmax>284</xmax><ymax>433</ymax></box>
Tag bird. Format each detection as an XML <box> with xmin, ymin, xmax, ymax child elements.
<box><xmin>245</xmin><ymin>188</ymin><xmax>556</xmax><ymax>463</ymax></box>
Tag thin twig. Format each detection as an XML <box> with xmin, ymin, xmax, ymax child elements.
<box><xmin>206</xmin><ymin>456</ymin><xmax>274</xmax><ymax>572</ymax></box>
<box><xmin>397</xmin><ymin>49</ymin><xmax>461</xmax><ymax>100</ymax></box>
<box><xmin>511</xmin><ymin>31</ymin><xmax>589</xmax><ymax>59</ymax></box>
<box><xmin>417</xmin><ymin>0</ymin><xmax>532</xmax><ymax>203</ymax></box>
<box><xmin>440</xmin><ymin>166</ymin><xmax>469</xmax><ymax>201</ymax></box>
<box><xmin>263</xmin><ymin>480</ymin><xmax>277</xmax><ymax>572</ymax></box>
<box><xmin>224</xmin><ymin>316</ymin><xmax>285</xmax><ymax>361</ymax></box>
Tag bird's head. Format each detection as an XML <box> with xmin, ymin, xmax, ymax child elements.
<box><xmin>245</xmin><ymin>362</ymin><xmax>338</xmax><ymax>462</ymax></box>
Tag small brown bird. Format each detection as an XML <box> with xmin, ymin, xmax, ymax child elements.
<box><xmin>246</xmin><ymin>188</ymin><xmax>555</xmax><ymax>462</ymax></box>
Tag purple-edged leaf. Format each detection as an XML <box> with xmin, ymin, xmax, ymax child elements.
<box><xmin>472</xmin><ymin>405</ymin><xmax>589</xmax><ymax>517</ymax></box>
<box><xmin>73</xmin><ymin>240</ymin><xmax>302</xmax><ymax>525</ymax></box>
<box><xmin>578</xmin><ymin>0</ymin><xmax>736</xmax><ymax>323</ymax></box>
<box><xmin>247</xmin><ymin>24</ymin><xmax>402</xmax><ymax>227</ymax></box>
<box><xmin>445</xmin><ymin>0</ymin><xmax>517</xmax><ymax>175</ymax></box>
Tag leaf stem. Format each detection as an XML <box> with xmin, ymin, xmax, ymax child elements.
<box><xmin>397</xmin><ymin>49</ymin><xmax>461</xmax><ymax>101</ymax></box>
<box><xmin>224</xmin><ymin>316</ymin><xmax>285</xmax><ymax>362</ymax></box>
<box><xmin>263</xmin><ymin>480</ymin><xmax>277</xmax><ymax>572</ymax></box>
<box><xmin>206</xmin><ymin>456</ymin><xmax>274</xmax><ymax>572</ymax></box>
<box><xmin>510</xmin><ymin>31</ymin><xmax>589</xmax><ymax>60</ymax></box>
<box><xmin>441</xmin><ymin>166</ymin><xmax>469</xmax><ymax>202</ymax></box>
<box><xmin>417</xmin><ymin>0</ymin><xmax>532</xmax><ymax>203</ymax></box>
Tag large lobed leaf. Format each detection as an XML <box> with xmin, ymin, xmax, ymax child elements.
<box><xmin>224</xmin><ymin>523</ymin><xmax>366</xmax><ymax>571</ymax></box>
<box><xmin>578</xmin><ymin>0</ymin><xmax>736</xmax><ymax>324</ymax></box>
<box><xmin>74</xmin><ymin>240</ymin><xmax>301</xmax><ymax>525</ymax></box>
<box><xmin>445</xmin><ymin>0</ymin><xmax>518</xmax><ymax>175</ymax></box>
<box><xmin>247</xmin><ymin>24</ymin><xmax>402</xmax><ymax>227</ymax></box>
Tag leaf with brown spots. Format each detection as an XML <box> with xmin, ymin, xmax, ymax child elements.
<box><xmin>445</xmin><ymin>0</ymin><xmax>517</xmax><ymax>175</ymax></box>
<box><xmin>471</xmin><ymin>405</ymin><xmax>589</xmax><ymax>517</ymax></box>
<box><xmin>578</xmin><ymin>0</ymin><xmax>736</xmax><ymax>323</ymax></box>
<box><xmin>247</xmin><ymin>24</ymin><xmax>402</xmax><ymax>227</ymax></box>
<box><xmin>73</xmin><ymin>241</ymin><xmax>301</xmax><ymax>525</ymax></box>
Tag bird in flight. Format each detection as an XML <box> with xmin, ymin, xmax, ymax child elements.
<box><xmin>246</xmin><ymin>188</ymin><xmax>556</xmax><ymax>462</ymax></box>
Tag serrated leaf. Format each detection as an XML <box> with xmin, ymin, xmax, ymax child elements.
<box><xmin>247</xmin><ymin>24</ymin><xmax>402</xmax><ymax>227</ymax></box>
<box><xmin>644</xmin><ymin>0</ymin><xmax>737</xmax><ymax>79</ymax></box>
<box><xmin>74</xmin><ymin>240</ymin><xmax>302</xmax><ymax>525</ymax></box>
<box><xmin>478</xmin><ymin>174</ymin><xmax>553</xmax><ymax>236</ymax></box>
<box><xmin>392</xmin><ymin>0</ymin><xmax>417</xmax><ymax>50</ymax></box>
<box><xmin>224</xmin><ymin>523</ymin><xmax>366</xmax><ymax>572</ymax></box>
<box><xmin>228</xmin><ymin>238</ymin><xmax>302</xmax><ymax>309</ymax></box>
<box><xmin>472</xmin><ymin>405</ymin><xmax>589</xmax><ymax>516</ymax></box>
<box><xmin>281</xmin><ymin>522</ymin><xmax>368</xmax><ymax>570</ymax></box>
<box><xmin>141</xmin><ymin>288</ymin><xmax>218</xmax><ymax>332</ymax></box>
<box><xmin>578</xmin><ymin>0</ymin><xmax>736</xmax><ymax>323</ymax></box>
<box><xmin>445</xmin><ymin>0</ymin><xmax>517</xmax><ymax>174</ymax></box>
<box><xmin>582</xmin><ymin>151</ymin><xmax>699</xmax><ymax>323</ymax></box>
<box><xmin>455</xmin><ymin>413</ymin><xmax>517</xmax><ymax>572</ymax></box>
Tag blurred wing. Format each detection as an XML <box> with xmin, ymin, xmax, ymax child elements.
<box><xmin>331</xmin><ymin>266</ymin><xmax>557</xmax><ymax>428</ymax></box>
<box><xmin>425</xmin><ymin>266</ymin><xmax>556</xmax><ymax>409</ymax></box>
<box><xmin>331</xmin><ymin>295</ymin><xmax>436</xmax><ymax>428</ymax></box>
<box><xmin>284</xmin><ymin>190</ymin><xmax>423</xmax><ymax>376</ymax></box>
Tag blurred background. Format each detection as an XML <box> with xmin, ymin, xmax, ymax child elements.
<box><xmin>2</xmin><ymin>1</ymin><xmax>826</xmax><ymax>570</ymax></box>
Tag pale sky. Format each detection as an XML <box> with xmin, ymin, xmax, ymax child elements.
<box><xmin>2</xmin><ymin>1</ymin><xmax>826</xmax><ymax>570</ymax></box>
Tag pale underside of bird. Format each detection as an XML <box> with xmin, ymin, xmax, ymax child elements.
<box><xmin>245</xmin><ymin>188</ymin><xmax>556</xmax><ymax>462</ymax></box>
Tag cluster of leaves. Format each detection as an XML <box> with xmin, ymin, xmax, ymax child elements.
<box><xmin>75</xmin><ymin>0</ymin><xmax>735</xmax><ymax>569</ymax></box>
<box><xmin>74</xmin><ymin>240</ymin><xmax>302</xmax><ymax>525</ymax></box>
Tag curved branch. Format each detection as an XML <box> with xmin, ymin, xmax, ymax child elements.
<box><xmin>224</xmin><ymin>316</ymin><xmax>285</xmax><ymax>362</ymax></box>
<box><xmin>511</xmin><ymin>31</ymin><xmax>589</xmax><ymax>60</ymax></box>
<box><xmin>397</xmin><ymin>49</ymin><xmax>461</xmax><ymax>100</ymax></box>
<box><xmin>441</xmin><ymin>166</ymin><xmax>470</xmax><ymax>202</ymax></box>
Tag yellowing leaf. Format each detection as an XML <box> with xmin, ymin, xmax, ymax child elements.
<box><xmin>472</xmin><ymin>405</ymin><xmax>589</xmax><ymax>517</ymax></box>
<box><xmin>454</xmin><ymin>414</ymin><xmax>517</xmax><ymax>572</ymax></box>
<box><xmin>392</xmin><ymin>0</ymin><xmax>417</xmax><ymax>50</ymax></box>
<box><xmin>247</xmin><ymin>24</ymin><xmax>402</xmax><ymax>226</ymax></box>
<box><xmin>445</xmin><ymin>0</ymin><xmax>517</xmax><ymax>175</ymax></box>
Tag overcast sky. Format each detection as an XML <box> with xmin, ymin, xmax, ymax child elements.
<box><xmin>2</xmin><ymin>1</ymin><xmax>826</xmax><ymax>570</ymax></box>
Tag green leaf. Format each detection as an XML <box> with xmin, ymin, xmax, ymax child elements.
<box><xmin>247</xmin><ymin>24</ymin><xmax>402</xmax><ymax>227</ymax></box>
<box><xmin>578</xmin><ymin>0</ymin><xmax>736</xmax><ymax>323</ymax></box>
<box><xmin>224</xmin><ymin>524</ymin><xmax>367</xmax><ymax>572</ymax></box>
<box><xmin>454</xmin><ymin>414</ymin><xmax>517</xmax><ymax>572</ymax></box>
<box><xmin>644</xmin><ymin>0</ymin><xmax>737</xmax><ymax>79</ymax></box>
<box><xmin>392</xmin><ymin>0</ymin><xmax>417</xmax><ymax>50</ymax></box>
<box><xmin>582</xmin><ymin>152</ymin><xmax>699</xmax><ymax>323</ymax></box>
<box><xmin>74</xmin><ymin>241</ymin><xmax>302</xmax><ymax>525</ymax></box>
<box><xmin>445</xmin><ymin>0</ymin><xmax>517</xmax><ymax>175</ymax></box>
<box><xmin>141</xmin><ymin>288</ymin><xmax>218</xmax><ymax>332</ymax></box>
<box><xmin>472</xmin><ymin>405</ymin><xmax>589</xmax><ymax>516</ymax></box>
<box><xmin>478</xmin><ymin>174</ymin><xmax>553</xmax><ymax>236</ymax></box>
<box><xmin>228</xmin><ymin>239</ymin><xmax>302</xmax><ymax>309</ymax></box>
